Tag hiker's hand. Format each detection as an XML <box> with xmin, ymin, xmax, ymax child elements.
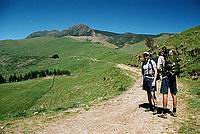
<box><xmin>140</xmin><ymin>82</ymin><xmax>143</xmax><ymax>87</ymax></box>
<box><xmin>160</xmin><ymin>75</ymin><xmax>163</xmax><ymax>81</ymax></box>
<box><xmin>152</xmin><ymin>81</ymin><xmax>155</xmax><ymax>86</ymax></box>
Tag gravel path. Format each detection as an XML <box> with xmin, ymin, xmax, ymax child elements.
<box><xmin>38</xmin><ymin>64</ymin><xmax>178</xmax><ymax>134</ymax></box>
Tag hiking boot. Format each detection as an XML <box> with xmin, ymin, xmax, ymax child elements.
<box><xmin>145</xmin><ymin>105</ymin><xmax>154</xmax><ymax>112</ymax></box>
<box><xmin>170</xmin><ymin>112</ymin><xmax>177</xmax><ymax>117</ymax></box>
<box><xmin>145</xmin><ymin>108</ymin><xmax>152</xmax><ymax>112</ymax></box>
<box><xmin>158</xmin><ymin>113</ymin><xmax>167</xmax><ymax>119</ymax></box>
<box><xmin>153</xmin><ymin>109</ymin><xmax>158</xmax><ymax>115</ymax></box>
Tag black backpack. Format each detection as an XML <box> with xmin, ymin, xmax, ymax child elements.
<box><xmin>162</xmin><ymin>50</ymin><xmax>181</xmax><ymax>76</ymax></box>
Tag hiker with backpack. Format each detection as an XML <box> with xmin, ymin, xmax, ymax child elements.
<box><xmin>140</xmin><ymin>52</ymin><xmax>158</xmax><ymax>112</ymax></box>
<box><xmin>157</xmin><ymin>47</ymin><xmax>180</xmax><ymax>119</ymax></box>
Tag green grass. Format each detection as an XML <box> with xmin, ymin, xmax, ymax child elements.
<box><xmin>120</xmin><ymin>40</ymin><xmax>148</xmax><ymax>55</ymax></box>
<box><xmin>120</xmin><ymin>34</ymin><xmax>169</xmax><ymax>55</ymax></box>
<box><xmin>0</xmin><ymin>37</ymin><xmax>131</xmax><ymax>78</ymax></box>
<box><xmin>0</xmin><ymin>79</ymin><xmax>52</xmax><ymax>119</ymax></box>
<box><xmin>0</xmin><ymin>37</ymin><xmax>134</xmax><ymax>120</ymax></box>
<box><xmin>164</xmin><ymin>26</ymin><xmax>200</xmax><ymax>76</ymax></box>
<box><xmin>178</xmin><ymin>78</ymin><xmax>200</xmax><ymax>134</ymax></box>
<box><xmin>31</xmin><ymin>64</ymin><xmax>133</xmax><ymax>111</ymax></box>
<box><xmin>0</xmin><ymin>62</ymin><xmax>133</xmax><ymax>120</ymax></box>
<box><xmin>120</xmin><ymin>34</ymin><xmax>170</xmax><ymax>66</ymax></box>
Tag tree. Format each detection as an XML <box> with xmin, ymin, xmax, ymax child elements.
<box><xmin>19</xmin><ymin>74</ymin><xmax>23</xmax><ymax>81</ymax></box>
<box><xmin>23</xmin><ymin>74</ymin><xmax>29</xmax><ymax>80</ymax></box>
<box><xmin>9</xmin><ymin>75</ymin><xmax>13</xmax><ymax>83</ymax></box>
<box><xmin>38</xmin><ymin>70</ymin><xmax>45</xmax><ymax>77</ymax></box>
<box><xmin>31</xmin><ymin>71</ymin><xmax>37</xmax><ymax>79</ymax></box>
<box><xmin>9</xmin><ymin>74</ymin><xmax>18</xmax><ymax>82</ymax></box>
<box><xmin>53</xmin><ymin>69</ymin><xmax>58</xmax><ymax>75</ymax></box>
<box><xmin>64</xmin><ymin>70</ymin><xmax>71</xmax><ymax>76</ymax></box>
<box><xmin>145</xmin><ymin>37</ymin><xmax>155</xmax><ymax>50</ymax></box>
<box><xmin>45</xmin><ymin>69</ymin><xmax>50</xmax><ymax>75</ymax></box>
<box><xmin>0</xmin><ymin>75</ymin><xmax>6</xmax><ymax>84</ymax></box>
<box><xmin>57</xmin><ymin>69</ymin><xmax>61</xmax><ymax>75</ymax></box>
<box><xmin>13</xmin><ymin>74</ymin><xmax>19</xmax><ymax>82</ymax></box>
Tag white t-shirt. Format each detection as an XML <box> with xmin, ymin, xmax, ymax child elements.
<box><xmin>157</xmin><ymin>56</ymin><xmax>165</xmax><ymax>70</ymax></box>
<box><xmin>141</xmin><ymin>59</ymin><xmax>156</xmax><ymax>75</ymax></box>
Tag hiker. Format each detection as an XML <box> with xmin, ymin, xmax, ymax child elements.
<box><xmin>140</xmin><ymin>52</ymin><xmax>158</xmax><ymax>112</ymax></box>
<box><xmin>157</xmin><ymin>47</ymin><xmax>180</xmax><ymax>118</ymax></box>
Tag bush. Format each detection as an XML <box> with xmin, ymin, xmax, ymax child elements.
<box><xmin>0</xmin><ymin>75</ymin><xmax>6</xmax><ymax>84</ymax></box>
<box><xmin>51</xmin><ymin>54</ymin><xmax>59</xmax><ymax>59</ymax></box>
<box><xmin>10</xmin><ymin>111</ymin><xmax>27</xmax><ymax>118</ymax></box>
<box><xmin>119</xmin><ymin>85</ymin><xmax>126</xmax><ymax>91</ymax></box>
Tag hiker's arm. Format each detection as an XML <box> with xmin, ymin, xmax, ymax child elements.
<box><xmin>157</xmin><ymin>56</ymin><xmax>165</xmax><ymax>80</ymax></box>
<box><xmin>152</xmin><ymin>60</ymin><xmax>157</xmax><ymax>86</ymax></box>
<box><xmin>157</xmin><ymin>62</ymin><xmax>161</xmax><ymax>70</ymax></box>
<box><xmin>157</xmin><ymin>56</ymin><xmax>163</xmax><ymax>80</ymax></box>
<box><xmin>140</xmin><ymin>74</ymin><xmax>143</xmax><ymax>87</ymax></box>
<box><xmin>157</xmin><ymin>56</ymin><xmax>162</xmax><ymax>71</ymax></box>
<box><xmin>153</xmin><ymin>67</ymin><xmax>157</xmax><ymax>84</ymax></box>
<box><xmin>140</xmin><ymin>62</ymin><xmax>143</xmax><ymax>86</ymax></box>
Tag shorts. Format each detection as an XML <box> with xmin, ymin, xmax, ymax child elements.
<box><xmin>160</xmin><ymin>74</ymin><xmax>177</xmax><ymax>95</ymax></box>
<box><xmin>143</xmin><ymin>76</ymin><xmax>156</xmax><ymax>92</ymax></box>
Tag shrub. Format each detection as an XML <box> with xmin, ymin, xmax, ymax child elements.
<box><xmin>10</xmin><ymin>111</ymin><xmax>27</xmax><ymax>118</ymax></box>
<box><xmin>0</xmin><ymin>75</ymin><xmax>6</xmax><ymax>84</ymax></box>
<box><xmin>51</xmin><ymin>54</ymin><xmax>59</xmax><ymax>59</ymax></box>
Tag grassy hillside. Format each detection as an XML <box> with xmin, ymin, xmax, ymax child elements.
<box><xmin>164</xmin><ymin>26</ymin><xmax>200</xmax><ymax>76</ymax></box>
<box><xmin>120</xmin><ymin>34</ymin><xmax>170</xmax><ymax>66</ymax></box>
<box><xmin>121</xmin><ymin>34</ymin><xmax>170</xmax><ymax>55</ymax></box>
<box><xmin>178</xmin><ymin>78</ymin><xmax>200</xmax><ymax>133</ymax></box>
<box><xmin>120</xmin><ymin>40</ymin><xmax>148</xmax><ymax>54</ymax></box>
<box><xmin>0</xmin><ymin>37</ymin><xmax>133</xmax><ymax>120</ymax></box>
<box><xmin>0</xmin><ymin>37</ymin><xmax>130</xmax><ymax>78</ymax></box>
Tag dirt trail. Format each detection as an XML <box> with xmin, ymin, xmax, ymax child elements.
<box><xmin>38</xmin><ymin>64</ymin><xmax>178</xmax><ymax>134</ymax></box>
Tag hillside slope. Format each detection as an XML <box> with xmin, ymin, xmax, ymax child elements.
<box><xmin>164</xmin><ymin>26</ymin><xmax>200</xmax><ymax>75</ymax></box>
<box><xmin>0</xmin><ymin>37</ymin><xmax>133</xmax><ymax>120</ymax></box>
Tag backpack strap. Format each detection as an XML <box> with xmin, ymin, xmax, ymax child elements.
<box><xmin>149</xmin><ymin>59</ymin><xmax>155</xmax><ymax>75</ymax></box>
<box><xmin>150</xmin><ymin>59</ymin><xmax>160</xmax><ymax>80</ymax></box>
<box><xmin>142</xmin><ymin>59</ymin><xmax>154</xmax><ymax>76</ymax></box>
<box><xmin>141</xmin><ymin>61</ymin><xmax>145</xmax><ymax>75</ymax></box>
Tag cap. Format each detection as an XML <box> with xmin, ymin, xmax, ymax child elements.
<box><xmin>143</xmin><ymin>52</ymin><xmax>150</xmax><ymax>55</ymax></box>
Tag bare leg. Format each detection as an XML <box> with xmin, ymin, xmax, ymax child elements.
<box><xmin>163</xmin><ymin>94</ymin><xmax>168</xmax><ymax>109</ymax></box>
<box><xmin>171</xmin><ymin>94</ymin><xmax>177</xmax><ymax>108</ymax></box>
<box><xmin>147</xmin><ymin>91</ymin><xmax>152</xmax><ymax>105</ymax></box>
<box><xmin>150</xmin><ymin>91</ymin><xmax>156</xmax><ymax>106</ymax></box>
<box><xmin>153</xmin><ymin>92</ymin><xmax>157</xmax><ymax>105</ymax></box>
<box><xmin>171</xmin><ymin>94</ymin><xmax>177</xmax><ymax>117</ymax></box>
<box><xmin>158</xmin><ymin>94</ymin><xmax>168</xmax><ymax>118</ymax></box>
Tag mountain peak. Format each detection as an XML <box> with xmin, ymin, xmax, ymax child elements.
<box><xmin>26</xmin><ymin>24</ymin><xmax>167</xmax><ymax>48</ymax></box>
<box><xmin>69</xmin><ymin>24</ymin><xmax>91</xmax><ymax>30</ymax></box>
<box><xmin>67</xmin><ymin>24</ymin><xmax>93</xmax><ymax>36</ymax></box>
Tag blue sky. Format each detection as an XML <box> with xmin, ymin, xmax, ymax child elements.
<box><xmin>0</xmin><ymin>0</ymin><xmax>200</xmax><ymax>40</ymax></box>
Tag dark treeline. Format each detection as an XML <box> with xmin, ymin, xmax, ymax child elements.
<box><xmin>0</xmin><ymin>69</ymin><xmax>71</xmax><ymax>84</ymax></box>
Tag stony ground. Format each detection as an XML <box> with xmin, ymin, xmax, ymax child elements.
<box><xmin>38</xmin><ymin>64</ymin><xmax>179</xmax><ymax>134</ymax></box>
